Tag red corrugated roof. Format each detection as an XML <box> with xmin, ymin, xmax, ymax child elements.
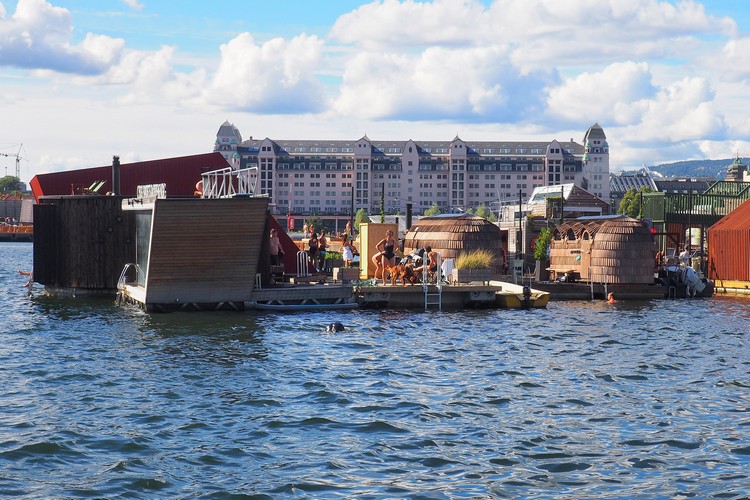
<box><xmin>709</xmin><ymin>197</ymin><xmax>750</xmax><ymax>231</ymax></box>
<box><xmin>30</xmin><ymin>152</ymin><xmax>230</xmax><ymax>202</ymax></box>
<box><xmin>707</xmin><ymin>197</ymin><xmax>750</xmax><ymax>282</ymax></box>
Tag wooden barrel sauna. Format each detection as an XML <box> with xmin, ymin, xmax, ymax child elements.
<box><xmin>590</xmin><ymin>218</ymin><xmax>654</xmax><ymax>284</ymax></box>
<box><xmin>404</xmin><ymin>214</ymin><xmax>502</xmax><ymax>271</ymax></box>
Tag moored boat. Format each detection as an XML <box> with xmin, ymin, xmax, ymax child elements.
<box><xmin>491</xmin><ymin>280</ymin><xmax>550</xmax><ymax>309</ymax></box>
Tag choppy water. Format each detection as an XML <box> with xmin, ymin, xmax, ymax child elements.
<box><xmin>1</xmin><ymin>242</ymin><xmax>749</xmax><ymax>498</ymax></box>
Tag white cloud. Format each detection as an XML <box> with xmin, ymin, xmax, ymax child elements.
<box><xmin>0</xmin><ymin>0</ymin><xmax>124</xmax><ymax>74</ymax></box>
<box><xmin>330</xmin><ymin>0</ymin><xmax>490</xmax><ymax>49</ymax></box>
<box><xmin>616</xmin><ymin>76</ymin><xmax>726</xmax><ymax>146</ymax></box>
<box><xmin>121</xmin><ymin>0</ymin><xmax>144</xmax><ymax>10</ymax></box>
<box><xmin>546</xmin><ymin>62</ymin><xmax>656</xmax><ymax>125</ymax></box>
<box><xmin>335</xmin><ymin>45</ymin><xmax>554</xmax><ymax>121</ymax></box>
<box><xmin>330</xmin><ymin>0</ymin><xmax>734</xmax><ymax>65</ymax></box>
<box><xmin>205</xmin><ymin>32</ymin><xmax>327</xmax><ymax>113</ymax></box>
<box><xmin>711</xmin><ymin>37</ymin><xmax>750</xmax><ymax>83</ymax></box>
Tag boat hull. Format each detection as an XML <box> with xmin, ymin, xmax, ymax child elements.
<box><xmin>490</xmin><ymin>281</ymin><xmax>550</xmax><ymax>309</ymax></box>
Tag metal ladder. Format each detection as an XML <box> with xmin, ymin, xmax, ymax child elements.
<box><xmin>424</xmin><ymin>282</ymin><xmax>443</xmax><ymax>311</ymax></box>
<box><xmin>423</xmin><ymin>253</ymin><xmax>443</xmax><ymax>310</ymax></box>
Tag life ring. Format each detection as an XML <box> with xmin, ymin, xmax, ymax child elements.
<box><xmin>194</xmin><ymin>180</ymin><xmax>203</xmax><ymax>197</ymax></box>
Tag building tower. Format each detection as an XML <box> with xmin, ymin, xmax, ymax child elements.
<box><xmin>725</xmin><ymin>156</ymin><xmax>747</xmax><ymax>182</ymax></box>
<box><xmin>214</xmin><ymin>121</ymin><xmax>242</xmax><ymax>163</ymax></box>
<box><xmin>582</xmin><ymin>123</ymin><xmax>610</xmax><ymax>202</ymax></box>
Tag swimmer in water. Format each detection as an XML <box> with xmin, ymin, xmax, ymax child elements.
<box><xmin>326</xmin><ymin>322</ymin><xmax>345</xmax><ymax>332</ymax></box>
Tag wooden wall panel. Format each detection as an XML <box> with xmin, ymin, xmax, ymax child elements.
<box><xmin>35</xmin><ymin>196</ymin><xmax>135</xmax><ymax>290</ymax></box>
<box><xmin>145</xmin><ymin>197</ymin><xmax>268</xmax><ymax>304</ymax></box>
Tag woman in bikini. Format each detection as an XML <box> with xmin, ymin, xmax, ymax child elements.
<box><xmin>372</xmin><ymin>230</ymin><xmax>397</xmax><ymax>282</ymax></box>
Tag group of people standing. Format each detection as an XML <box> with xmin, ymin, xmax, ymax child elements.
<box><xmin>370</xmin><ymin>229</ymin><xmax>438</xmax><ymax>283</ymax></box>
<box><xmin>304</xmin><ymin>225</ymin><xmax>329</xmax><ymax>273</ymax></box>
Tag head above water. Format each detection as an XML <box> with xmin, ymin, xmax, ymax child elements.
<box><xmin>326</xmin><ymin>322</ymin><xmax>345</xmax><ymax>332</ymax></box>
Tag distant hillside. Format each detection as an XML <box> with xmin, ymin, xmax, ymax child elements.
<box><xmin>648</xmin><ymin>158</ymin><xmax>736</xmax><ymax>179</ymax></box>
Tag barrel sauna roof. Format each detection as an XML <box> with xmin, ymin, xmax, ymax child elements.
<box><xmin>405</xmin><ymin>214</ymin><xmax>501</xmax><ymax>258</ymax></box>
<box><xmin>554</xmin><ymin>215</ymin><xmax>628</xmax><ymax>240</ymax></box>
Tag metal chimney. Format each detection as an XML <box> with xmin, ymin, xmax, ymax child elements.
<box><xmin>406</xmin><ymin>203</ymin><xmax>413</xmax><ymax>229</ymax></box>
<box><xmin>112</xmin><ymin>155</ymin><xmax>121</xmax><ymax>195</ymax></box>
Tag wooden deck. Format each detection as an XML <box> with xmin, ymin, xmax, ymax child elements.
<box><xmin>355</xmin><ymin>282</ymin><xmax>500</xmax><ymax>309</ymax></box>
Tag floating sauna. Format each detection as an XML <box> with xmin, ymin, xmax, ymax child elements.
<box><xmin>549</xmin><ymin>216</ymin><xmax>654</xmax><ymax>284</ymax></box>
<box><xmin>404</xmin><ymin>214</ymin><xmax>502</xmax><ymax>270</ymax></box>
<box><xmin>33</xmin><ymin>195</ymin><xmax>136</xmax><ymax>293</ymax></box>
<box><xmin>118</xmin><ymin>196</ymin><xmax>269</xmax><ymax>311</ymax></box>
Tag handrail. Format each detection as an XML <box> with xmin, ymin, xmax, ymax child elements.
<box><xmin>117</xmin><ymin>263</ymin><xmax>143</xmax><ymax>290</ymax></box>
<box><xmin>201</xmin><ymin>166</ymin><xmax>258</xmax><ymax>199</ymax></box>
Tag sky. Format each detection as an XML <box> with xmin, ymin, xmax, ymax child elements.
<box><xmin>2</xmin><ymin>0</ymin><xmax>750</xmax><ymax>184</ymax></box>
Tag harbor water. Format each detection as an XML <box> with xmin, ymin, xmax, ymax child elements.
<box><xmin>1</xmin><ymin>242</ymin><xmax>749</xmax><ymax>498</ymax></box>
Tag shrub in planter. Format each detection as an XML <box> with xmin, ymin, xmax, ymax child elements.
<box><xmin>452</xmin><ymin>249</ymin><xmax>494</xmax><ymax>284</ymax></box>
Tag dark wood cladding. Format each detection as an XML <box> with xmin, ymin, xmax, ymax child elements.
<box><xmin>33</xmin><ymin>196</ymin><xmax>135</xmax><ymax>290</ymax></box>
<box><xmin>144</xmin><ymin>197</ymin><xmax>268</xmax><ymax>304</ymax></box>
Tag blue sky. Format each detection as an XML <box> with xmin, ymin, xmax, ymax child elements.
<box><xmin>2</xmin><ymin>0</ymin><xmax>750</xmax><ymax>182</ymax></box>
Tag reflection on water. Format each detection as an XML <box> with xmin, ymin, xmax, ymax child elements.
<box><xmin>1</xmin><ymin>243</ymin><xmax>749</xmax><ymax>498</ymax></box>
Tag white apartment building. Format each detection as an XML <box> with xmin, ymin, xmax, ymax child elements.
<box><xmin>214</xmin><ymin>121</ymin><xmax>609</xmax><ymax>216</ymax></box>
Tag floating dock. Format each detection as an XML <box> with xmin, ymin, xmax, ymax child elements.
<box><xmin>531</xmin><ymin>281</ymin><xmax>668</xmax><ymax>300</ymax></box>
<box><xmin>354</xmin><ymin>280</ymin><xmax>549</xmax><ymax>310</ymax></box>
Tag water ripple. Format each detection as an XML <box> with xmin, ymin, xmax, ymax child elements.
<box><xmin>2</xmin><ymin>244</ymin><xmax>750</xmax><ymax>497</ymax></box>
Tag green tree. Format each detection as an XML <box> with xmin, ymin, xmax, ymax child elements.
<box><xmin>305</xmin><ymin>214</ymin><xmax>323</xmax><ymax>232</ymax></box>
<box><xmin>473</xmin><ymin>205</ymin><xmax>490</xmax><ymax>219</ymax></box>
<box><xmin>534</xmin><ymin>227</ymin><xmax>553</xmax><ymax>262</ymax></box>
<box><xmin>423</xmin><ymin>203</ymin><xmax>441</xmax><ymax>216</ymax></box>
<box><xmin>354</xmin><ymin>208</ymin><xmax>368</xmax><ymax>231</ymax></box>
<box><xmin>470</xmin><ymin>204</ymin><xmax>497</xmax><ymax>221</ymax></box>
<box><xmin>617</xmin><ymin>187</ymin><xmax>653</xmax><ymax>218</ymax></box>
<box><xmin>0</xmin><ymin>176</ymin><xmax>22</xmax><ymax>192</ymax></box>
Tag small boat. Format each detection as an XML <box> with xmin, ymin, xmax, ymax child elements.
<box><xmin>491</xmin><ymin>280</ymin><xmax>550</xmax><ymax>309</ymax></box>
<box><xmin>656</xmin><ymin>266</ymin><xmax>715</xmax><ymax>298</ymax></box>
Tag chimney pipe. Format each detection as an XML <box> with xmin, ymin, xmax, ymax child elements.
<box><xmin>406</xmin><ymin>203</ymin><xmax>413</xmax><ymax>230</ymax></box>
<box><xmin>112</xmin><ymin>155</ymin><xmax>121</xmax><ymax>195</ymax></box>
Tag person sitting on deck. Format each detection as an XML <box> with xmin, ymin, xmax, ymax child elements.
<box><xmin>679</xmin><ymin>245</ymin><xmax>691</xmax><ymax>267</ymax></box>
<box><xmin>414</xmin><ymin>246</ymin><xmax>439</xmax><ymax>281</ymax></box>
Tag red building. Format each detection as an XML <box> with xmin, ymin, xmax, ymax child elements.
<box><xmin>707</xmin><ymin>197</ymin><xmax>750</xmax><ymax>291</ymax></box>
<box><xmin>30</xmin><ymin>152</ymin><xmax>230</xmax><ymax>202</ymax></box>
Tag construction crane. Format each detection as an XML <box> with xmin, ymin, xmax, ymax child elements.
<box><xmin>0</xmin><ymin>144</ymin><xmax>24</xmax><ymax>179</ymax></box>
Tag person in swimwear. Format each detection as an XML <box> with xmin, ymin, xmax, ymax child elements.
<box><xmin>414</xmin><ymin>246</ymin><xmax>438</xmax><ymax>277</ymax></box>
<box><xmin>372</xmin><ymin>229</ymin><xmax>397</xmax><ymax>282</ymax></box>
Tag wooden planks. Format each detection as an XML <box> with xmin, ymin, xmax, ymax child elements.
<box><xmin>144</xmin><ymin>197</ymin><xmax>268</xmax><ymax>304</ymax></box>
